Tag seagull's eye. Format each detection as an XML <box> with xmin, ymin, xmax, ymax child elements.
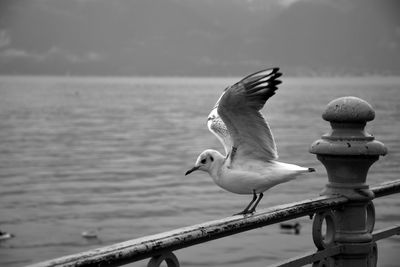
<box><xmin>201</xmin><ymin>159</ymin><xmax>206</xmax><ymax>164</ymax></box>
<box><xmin>210</xmin><ymin>156</ymin><xmax>214</xmax><ymax>162</ymax></box>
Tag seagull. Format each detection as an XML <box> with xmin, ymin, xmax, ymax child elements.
<box><xmin>185</xmin><ymin>68</ymin><xmax>315</xmax><ymax>215</ymax></box>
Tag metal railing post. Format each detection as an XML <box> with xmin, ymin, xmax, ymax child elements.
<box><xmin>310</xmin><ymin>96</ymin><xmax>387</xmax><ymax>266</ymax></box>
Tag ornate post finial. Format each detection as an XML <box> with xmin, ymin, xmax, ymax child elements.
<box><xmin>310</xmin><ymin>96</ymin><xmax>387</xmax><ymax>198</ymax></box>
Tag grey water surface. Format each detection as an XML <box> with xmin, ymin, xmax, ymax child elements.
<box><xmin>0</xmin><ymin>76</ymin><xmax>399</xmax><ymax>267</ymax></box>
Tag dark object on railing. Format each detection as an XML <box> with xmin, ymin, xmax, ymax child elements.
<box><xmin>25</xmin><ymin>96</ymin><xmax>399</xmax><ymax>267</ymax></box>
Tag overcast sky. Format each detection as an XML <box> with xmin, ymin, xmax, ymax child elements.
<box><xmin>0</xmin><ymin>0</ymin><xmax>399</xmax><ymax>76</ymax></box>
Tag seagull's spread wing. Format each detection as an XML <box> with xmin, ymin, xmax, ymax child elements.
<box><xmin>207</xmin><ymin>91</ymin><xmax>233</xmax><ymax>155</ymax></box>
<box><xmin>218</xmin><ymin>68</ymin><xmax>282</xmax><ymax>161</ymax></box>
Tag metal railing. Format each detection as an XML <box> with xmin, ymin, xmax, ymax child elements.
<box><xmin>26</xmin><ymin>96</ymin><xmax>400</xmax><ymax>267</ymax></box>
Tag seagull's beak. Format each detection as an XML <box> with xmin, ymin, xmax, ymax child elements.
<box><xmin>185</xmin><ymin>166</ymin><xmax>200</xmax><ymax>176</ymax></box>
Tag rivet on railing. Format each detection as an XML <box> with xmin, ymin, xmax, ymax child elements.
<box><xmin>147</xmin><ymin>251</ymin><xmax>180</xmax><ymax>267</ymax></box>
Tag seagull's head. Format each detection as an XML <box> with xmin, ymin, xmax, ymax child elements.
<box><xmin>185</xmin><ymin>149</ymin><xmax>223</xmax><ymax>176</ymax></box>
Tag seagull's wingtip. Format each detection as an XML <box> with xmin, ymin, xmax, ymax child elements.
<box><xmin>308</xmin><ymin>168</ymin><xmax>316</xmax><ymax>172</ymax></box>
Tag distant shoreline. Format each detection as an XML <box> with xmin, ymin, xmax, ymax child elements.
<box><xmin>1</xmin><ymin>75</ymin><xmax>400</xmax><ymax>87</ymax></box>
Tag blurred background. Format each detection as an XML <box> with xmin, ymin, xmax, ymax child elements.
<box><xmin>0</xmin><ymin>1</ymin><xmax>399</xmax><ymax>267</ymax></box>
<box><xmin>0</xmin><ymin>0</ymin><xmax>399</xmax><ymax>76</ymax></box>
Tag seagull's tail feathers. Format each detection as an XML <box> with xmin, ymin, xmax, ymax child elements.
<box><xmin>296</xmin><ymin>167</ymin><xmax>316</xmax><ymax>174</ymax></box>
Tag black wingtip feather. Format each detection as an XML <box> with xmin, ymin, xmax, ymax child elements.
<box><xmin>273</xmin><ymin>72</ymin><xmax>282</xmax><ymax>79</ymax></box>
<box><xmin>244</xmin><ymin>68</ymin><xmax>282</xmax><ymax>96</ymax></box>
<box><xmin>240</xmin><ymin>67</ymin><xmax>280</xmax><ymax>83</ymax></box>
<box><xmin>222</xmin><ymin>67</ymin><xmax>283</xmax><ymax>110</ymax></box>
<box><xmin>273</xmin><ymin>80</ymin><xmax>282</xmax><ymax>86</ymax></box>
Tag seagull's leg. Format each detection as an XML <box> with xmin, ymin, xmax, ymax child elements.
<box><xmin>248</xmin><ymin>192</ymin><xmax>264</xmax><ymax>213</ymax></box>
<box><xmin>234</xmin><ymin>190</ymin><xmax>257</xmax><ymax>215</ymax></box>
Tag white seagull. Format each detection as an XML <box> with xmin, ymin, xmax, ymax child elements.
<box><xmin>185</xmin><ymin>68</ymin><xmax>315</xmax><ymax>215</ymax></box>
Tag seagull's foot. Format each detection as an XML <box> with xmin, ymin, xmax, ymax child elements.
<box><xmin>233</xmin><ymin>190</ymin><xmax>258</xmax><ymax>216</ymax></box>
<box><xmin>247</xmin><ymin>193</ymin><xmax>264</xmax><ymax>214</ymax></box>
<box><xmin>247</xmin><ymin>207</ymin><xmax>257</xmax><ymax>214</ymax></box>
<box><xmin>233</xmin><ymin>209</ymin><xmax>254</xmax><ymax>216</ymax></box>
<box><xmin>233</xmin><ymin>191</ymin><xmax>265</xmax><ymax>216</ymax></box>
<box><xmin>233</xmin><ymin>206</ymin><xmax>257</xmax><ymax>216</ymax></box>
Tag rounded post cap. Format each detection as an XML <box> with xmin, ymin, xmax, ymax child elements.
<box><xmin>310</xmin><ymin>96</ymin><xmax>387</xmax><ymax>157</ymax></box>
<box><xmin>322</xmin><ymin>96</ymin><xmax>375</xmax><ymax>123</ymax></box>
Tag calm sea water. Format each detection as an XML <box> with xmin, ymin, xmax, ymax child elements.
<box><xmin>0</xmin><ymin>76</ymin><xmax>399</xmax><ymax>267</ymax></box>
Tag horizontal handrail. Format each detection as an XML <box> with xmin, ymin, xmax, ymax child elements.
<box><xmin>370</xmin><ymin>179</ymin><xmax>400</xmax><ymax>198</ymax></box>
<box><xmin>372</xmin><ymin>224</ymin><xmax>400</xmax><ymax>242</ymax></box>
<box><xmin>26</xmin><ymin>179</ymin><xmax>400</xmax><ymax>267</ymax></box>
